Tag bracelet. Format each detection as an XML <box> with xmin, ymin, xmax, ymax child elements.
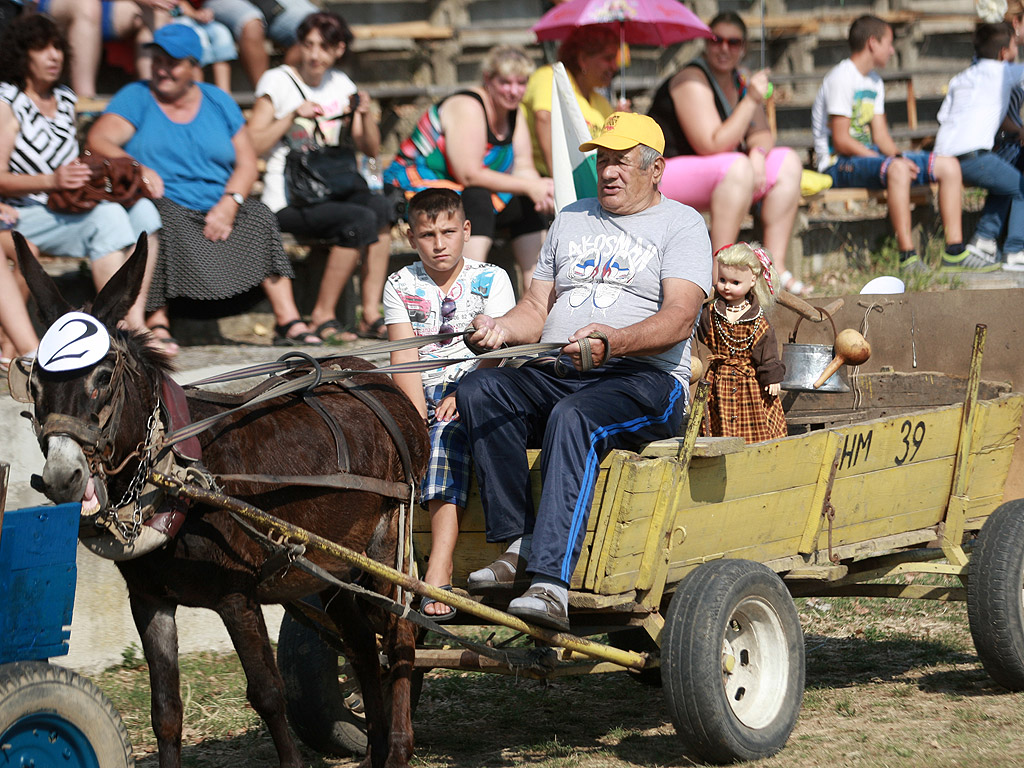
<box><xmin>751</xmin><ymin>146</ymin><xmax>768</xmax><ymax>157</ymax></box>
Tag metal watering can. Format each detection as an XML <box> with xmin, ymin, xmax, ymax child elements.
<box><xmin>780</xmin><ymin>308</ymin><xmax>850</xmax><ymax>393</ymax></box>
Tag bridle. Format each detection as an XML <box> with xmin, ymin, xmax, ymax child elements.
<box><xmin>20</xmin><ymin>340</ymin><xmax>167</xmax><ymax>542</ymax></box>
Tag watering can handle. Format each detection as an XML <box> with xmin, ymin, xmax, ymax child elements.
<box><xmin>789</xmin><ymin>306</ymin><xmax>838</xmax><ymax>345</ymax></box>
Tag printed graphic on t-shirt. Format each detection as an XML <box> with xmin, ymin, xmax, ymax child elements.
<box><xmin>564</xmin><ymin>231</ymin><xmax>657</xmax><ymax>310</ymax></box>
<box><xmin>470</xmin><ymin>271</ymin><xmax>496</xmax><ymax>299</ymax></box>
<box><xmin>849</xmin><ymin>88</ymin><xmax>878</xmax><ymax>148</ymax></box>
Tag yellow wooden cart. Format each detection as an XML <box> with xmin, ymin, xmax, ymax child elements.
<box><xmin>270</xmin><ymin>325</ymin><xmax>1023</xmax><ymax>765</ymax></box>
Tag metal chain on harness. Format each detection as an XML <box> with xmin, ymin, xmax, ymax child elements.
<box><xmin>105</xmin><ymin>400</ymin><xmax>162</xmax><ymax>543</ymax></box>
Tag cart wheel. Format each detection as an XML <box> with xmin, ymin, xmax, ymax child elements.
<box><xmin>0</xmin><ymin>661</ymin><xmax>134</xmax><ymax>768</ymax></box>
<box><xmin>662</xmin><ymin>559</ymin><xmax>804</xmax><ymax>764</ymax></box>
<box><xmin>277</xmin><ymin>611</ymin><xmax>423</xmax><ymax>757</ymax></box>
<box><xmin>968</xmin><ymin>499</ymin><xmax>1024</xmax><ymax>690</ymax></box>
<box><xmin>608</xmin><ymin>629</ymin><xmax>661</xmax><ymax>687</ymax></box>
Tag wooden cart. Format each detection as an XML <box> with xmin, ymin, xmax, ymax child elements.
<box><xmin>220</xmin><ymin>325</ymin><xmax>1024</xmax><ymax>764</ymax></box>
<box><xmin>0</xmin><ymin>463</ymin><xmax>135</xmax><ymax>767</ymax></box>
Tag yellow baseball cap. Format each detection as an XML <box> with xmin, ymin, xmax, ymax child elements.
<box><xmin>579</xmin><ymin>112</ymin><xmax>665</xmax><ymax>155</ymax></box>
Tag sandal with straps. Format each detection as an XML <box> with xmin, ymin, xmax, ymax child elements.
<box><xmin>273</xmin><ymin>319</ymin><xmax>323</xmax><ymax>347</ymax></box>
<box><xmin>780</xmin><ymin>270</ymin><xmax>813</xmax><ymax>297</ymax></box>
<box><xmin>147</xmin><ymin>324</ymin><xmax>181</xmax><ymax>357</ymax></box>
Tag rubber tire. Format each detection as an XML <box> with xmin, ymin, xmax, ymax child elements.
<box><xmin>0</xmin><ymin>661</ymin><xmax>134</xmax><ymax>768</ymax></box>
<box><xmin>277</xmin><ymin>611</ymin><xmax>423</xmax><ymax>757</ymax></box>
<box><xmin>968</xmin><ymin>498</ymin><xmax>1024</xmax><ymax>690</ymax></box>
<box><xmin>661</xmin><ymin>559</ymin><xmax>805</xmax><ymax>764</ymax></box>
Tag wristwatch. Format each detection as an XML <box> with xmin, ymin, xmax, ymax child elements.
<box><xmin>224</xmin><ymin>192</ymin><xmax>244</xmax><ymax>206</ymax></box>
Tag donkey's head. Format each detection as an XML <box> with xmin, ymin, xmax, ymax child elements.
<box><xmin>13</xmin><ymin>232</ymin><xmax>171</xmax><ymax>518</ymax></box>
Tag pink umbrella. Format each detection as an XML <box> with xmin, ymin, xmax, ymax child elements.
<box><xmin>531</xmin><ymin>0</ymin><xmax>711</xmax><ymax>48</ymax></box>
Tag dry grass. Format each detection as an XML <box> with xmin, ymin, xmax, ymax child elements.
<box><xmin>93</xmin><ymin>582</ymin><xmax>1024</xmax><ymax>768</ymax></box>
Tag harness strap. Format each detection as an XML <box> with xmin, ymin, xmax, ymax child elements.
<box><xmin>303</xmin><ymin>391</ymin><xmax>350</xmax><ymax>473</ymax></box>
<box><xmin>215</xmin><ymin>472</ymin><xmax>410</xmax><ymax>500</ymax></box>
<box><xmin>333</xmin><ymin>376</ymin><xmax>416</xmax><ymax>488</ymax></box>
<box><xmin>164</xmin><ymin>342</ymin><xmax>564</xmax><ymax>449</ymax></box>
<box><xmin>39</xmin><ymin>413</ymin><xmax>102</xmax><ymax>448</ymax></box>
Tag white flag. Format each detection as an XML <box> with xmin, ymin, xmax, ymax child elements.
<box><xmin>551</xmin><ymin>62</ymin><xmax>598</xmax><ymax>213</ymax></box>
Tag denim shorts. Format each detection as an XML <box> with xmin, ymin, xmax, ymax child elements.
<box><xmin>170</xmin><ymin>17</ymin><xmax>238</xmax><ymax>65</ymax></box>
<box><xmin>204</xmin><ymin>0</ymin><xmax>318</xmax><ymax>46</ymax></box>
<box><xmin>13</xmin><ymin>199</ymin><xmax>160</xmax><ymax>261</ymax></box>
<box><xmin>825</xmin><ymin>150</ymin><xmax>936</xmax><ymax>189</ymax></box>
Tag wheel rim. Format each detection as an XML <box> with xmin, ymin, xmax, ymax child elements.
<box><xmin>0</xmin><ymin>712</ymin><xmax>100</xmax><ymax>768</ymax></box>
<box><xmin>720</xmin><ymin>596</ymin><xmax>790</xmax><ymax>729</ymax></box>
<box><xmin>337</xmin><ymin>659</ymin><xmax>366</xmax><ymax>721</ymax></box>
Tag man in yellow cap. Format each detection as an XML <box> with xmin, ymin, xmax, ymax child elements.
<box><xmin>456</xmin><ymin>112</ymin><xmax>712</xmax><ymax>631</ymax></box>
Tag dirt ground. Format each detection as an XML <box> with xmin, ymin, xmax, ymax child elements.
<box><xmin>96</xmin><ymin>589</ymin><xmax>1024</xmax><ymax>768</ymax></box>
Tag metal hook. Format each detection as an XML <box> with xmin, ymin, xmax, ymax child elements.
<box><xmin>276</xmin><ymin>351</ymin><xmax>323</xmax><ymax>391</ymax></box>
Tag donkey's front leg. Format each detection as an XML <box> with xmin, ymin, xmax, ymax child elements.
<box><xmin>129</xmin><ymin>593</ymin><xmax>184</xmax><ymax>768</ymax></box>
<box><xmin>218</xmin><ymin>593</ymin><xmax>303</xmax><ymax>768</ymax></box>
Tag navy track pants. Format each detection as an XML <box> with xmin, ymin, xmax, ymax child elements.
<box><xmin>456</xmin><ymin>359</ymin><xmax>686</xmax><ymax>584</ymax></box>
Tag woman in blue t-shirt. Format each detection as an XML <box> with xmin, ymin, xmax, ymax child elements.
<box><xmin>87</xmin><ymin>24</ymin><xmax>320</xmax><ymax>350</ymax></box>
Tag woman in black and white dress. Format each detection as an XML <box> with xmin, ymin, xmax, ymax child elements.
<box><xmin>0</xmin><ymin>14</ymin><xmax>160</xmax><ymax>332</ymax></box>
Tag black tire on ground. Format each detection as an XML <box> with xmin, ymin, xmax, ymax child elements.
<box><xmin>967</xmin><ymin>498</ymin><xmax>1024</xmax><ymax>690</ymax></box>
<box><xmin>0</xmin><ymin>660</ymin><xmax>134</xmax><ymax>768</ymax></box>
<box><xmin>608</xmin><ymin>628</ymin><xmax>661</xmax><ymax>687</ymax></box>
<box><xmin>277</xmin><ymin>611</ymin><xmax>423</xmax><ymax>757</ymax></box>
<box><xmin>661</xmin><ymin>559</ymin><xmax>805</xmax><ymax>764</ymax></box>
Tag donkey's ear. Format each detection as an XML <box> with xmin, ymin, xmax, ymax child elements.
<box><xmin>14</xmin><ymin>231</ymin><xmax>72</xmax><ymax>327</ymax></box>
<box><xmin>91</xmin><ymin>231</ymin><xmax>148</xmax><ymax>325</ymax></box>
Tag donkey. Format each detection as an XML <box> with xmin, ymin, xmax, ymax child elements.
<box><xmin>14</xmin><ymin>232</ymin><xmax>428</xmax><ymax>768</ymax></box>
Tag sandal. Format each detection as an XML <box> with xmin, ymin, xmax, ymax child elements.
<box><xmin>780</xmin><ymin>270</ymin><xmax>813</xmax><ymax>297</ymax></box>
<box><xmin>147</xmin><ymin>324</ymin><xmax>181</xmax><ymax>357</ymax></box>
<box><xmin>314</xmin><ymin>318</ymin><xmax>358</xmax><ymax>344</ymax></box>
<box><xmin>0</xmin><ymin>357</ymin><xmax>11</xmax><ymax>374</ymax></box>
<box><xmin>273</xmin><ymin>319</ymin><xmax>323</xmax><ymax>347</ymax></box>
<box><xmin>419</xmin><ymin>585</ymin><xmax>456</xmax><ymax>622</ymax></box>
<box><xmin>355</xmin><ymin>317</ymin><xmax>387</xmax><ymax>340</ymax></box>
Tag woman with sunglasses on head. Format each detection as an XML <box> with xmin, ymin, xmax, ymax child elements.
<box><xmin>248</xmin><ymin>10</ymin><xmax>399</xmax><ymax>341</ymax></box>
<box><xmin>648</xmin><ymin>11</ymin><xmax>806</xmax><ymax>294</ymax></box>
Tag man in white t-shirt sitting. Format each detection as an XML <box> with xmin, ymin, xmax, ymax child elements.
<box><xmin>811</xmin><ymin>15</ymin><xmax>965</xmax><ymax>273</ymax></box>
<box><xmin>456</xmin><ymin>113</ymin><xmax>712</xmax><ymax>631</ymax></box>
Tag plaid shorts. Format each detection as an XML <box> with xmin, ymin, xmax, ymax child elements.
<box><xmin>420</xmin><ymin>383</ymin><xmax>472</xmax><ymax>508</ymax></box>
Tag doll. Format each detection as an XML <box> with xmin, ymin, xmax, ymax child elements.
<box><xmin>696</xmin><ymin>242</ymin><xmax>787</xmax><ymax>442</ymax></box>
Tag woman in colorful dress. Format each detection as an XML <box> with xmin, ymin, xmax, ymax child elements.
<box><xmin>384</xmin><ymin>45</ymin><xmax>554</xmax><ymax>288</ymax></box>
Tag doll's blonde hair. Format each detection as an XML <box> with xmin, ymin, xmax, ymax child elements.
<box><xmin>715</xmin><ymin>242</ymin><xmax>779</xmax><ymax>309</ymax></box>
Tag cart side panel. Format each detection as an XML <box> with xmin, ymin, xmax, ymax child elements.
<box><xmin>0</xmin><ymin>503</ymin><xmax>80</xmax><ymax>663</ymax></box>
<box><xmin>418</xmin><ymin>448</ymin><xmax>623</xmax><ymax>587</ymax></box>
<box><xmin>662</xmin><ymin>395</ymin><xmax>1023</xmax><ymax>586</ymax></box>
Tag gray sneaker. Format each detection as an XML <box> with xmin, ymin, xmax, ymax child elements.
<box><xmin>966</xmin><ymin>236</ymin><xmax>999</xmax><ymax>260</ymax></box>
<box><xmin>1003</xmin><ymin>250</ymin><xmax>1024</xmax><ymax>271</ymax></box>
<box><xmin>899</xmin><ymin>254</ymin><xmax>930</xmax><ymax>274</ymax></box>
<box><xmin>941</xmin><ymin>248</ymin><xmax>1000</xmax><ymax>273</ymax></box>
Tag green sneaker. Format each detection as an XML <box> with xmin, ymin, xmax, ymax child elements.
<box><xmin>940</xmin><ymin>247</ymin><xmax>1000</xmax><ymax>273</ymax></box>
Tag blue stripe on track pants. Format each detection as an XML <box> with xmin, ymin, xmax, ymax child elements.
<box><xmin>456</xmin><ymin>358</ymin><xmax>685</xmax><ymax>584</ymax></box>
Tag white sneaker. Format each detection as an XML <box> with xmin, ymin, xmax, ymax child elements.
<box><xmin>967</xmin><ymin>236</ymin><xmax>999</xmax><ymax>260</ymax></box>
<box><xmin>1003</xmin><ymin>251</ymin><xmax>1024</xmax><ymax>271</ymax></box>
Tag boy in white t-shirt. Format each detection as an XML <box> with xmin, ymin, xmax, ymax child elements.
<box><xmin>935</xmin><ymin>23</ymin><xmax>1024</xmax><ymax>271</ymax></box>
<box><xmin>811</xmin><ymin>15</ymin><xmax>965</xmax><ymax>273</ymax></box>
<box><xmin>383</xmin><ymin>189</ymin><xmax>516</xmax><ymax>619</ymax></box>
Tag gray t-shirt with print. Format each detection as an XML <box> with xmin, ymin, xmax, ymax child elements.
<box><xmin>534</xmin><ymin>195</ymin><xmax>711</xmax><ymax>384</ymax></box>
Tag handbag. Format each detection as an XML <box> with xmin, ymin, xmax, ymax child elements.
<box><xmin>47</xmin><ymin>151</ymin><xmax>149</xmax><ymax>215</ymax></box>
<box><xmin>280</xmin><ymin>69</ymin><xmax>367</xmax><ymax>207</ymax></box>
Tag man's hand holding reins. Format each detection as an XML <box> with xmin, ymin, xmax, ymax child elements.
<box><xmin>564</xmin><ymin>323</ymin><xmax>616</xmax><ymax>370</ymax></box>
<box><xmin>467</xmin><ymin>314</ymin><xmax>509</xmax><ymax>351</ymax></box>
